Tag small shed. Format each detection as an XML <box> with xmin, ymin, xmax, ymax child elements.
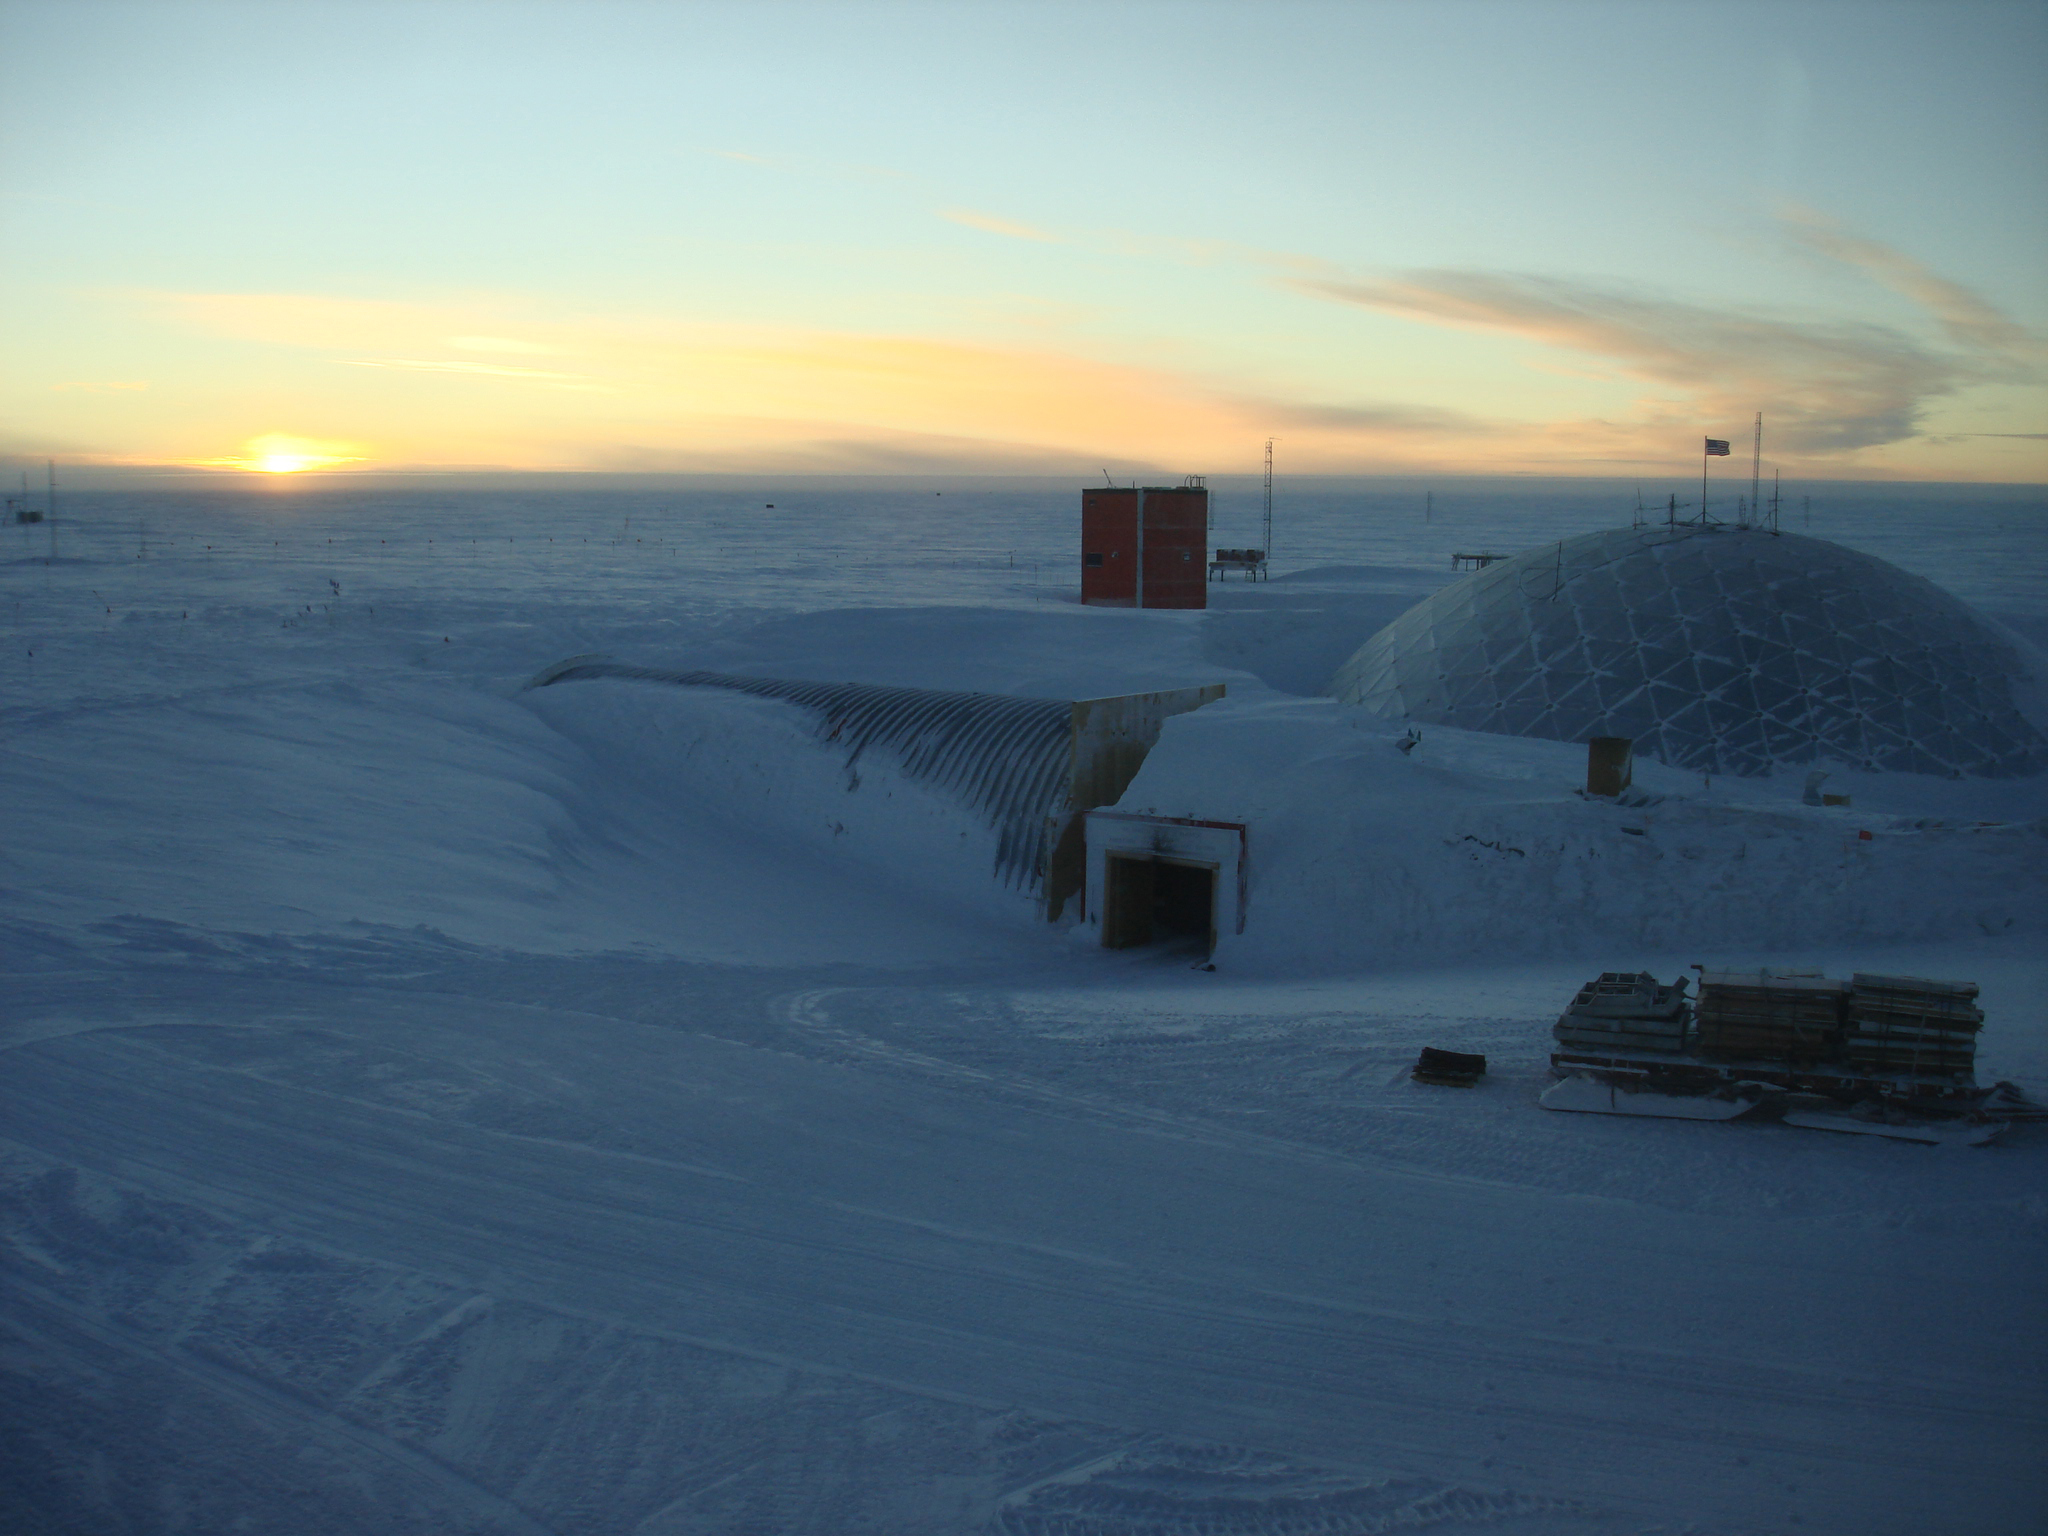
<box><xmin>1081</xmin><ymin>481</ymin><xmax>1209</xmax><ymax>609</ymax></box>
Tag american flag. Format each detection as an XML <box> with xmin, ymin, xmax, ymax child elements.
<box><xmin>1704</xmin><ymin>438</ymin><xmax>1732</xmax><ymax>456</ymax></box>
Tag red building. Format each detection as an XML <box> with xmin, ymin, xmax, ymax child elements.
<box><xmin>1080</xmin><ymin>481</ymin><xmax>1208</xmax><ymax>609</ymax></box>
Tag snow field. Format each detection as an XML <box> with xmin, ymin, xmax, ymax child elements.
<box><xmin>2</xmin><ymin>479</ymin><xmax>2044</xmax><ymax>1536</ymax></box>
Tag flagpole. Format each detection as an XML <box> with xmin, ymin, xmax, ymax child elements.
<box><xmin>1700</xmin><ymin>438</ymin><xmax>1709</xmax><ymax>528</ymax></box>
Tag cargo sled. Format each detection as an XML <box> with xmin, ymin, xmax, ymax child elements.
<box><xmin>1542</xmin><ymin>968</ymin><xmax>2046</xmax><ymax>1143</ymax></box>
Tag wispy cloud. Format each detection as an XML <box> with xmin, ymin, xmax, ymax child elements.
<box><xmin>1258</xmin><ymin>399</ymin><xmax>1489</xmax><ymax>437</ymax></box>
<box><xmin>52</xmin><ymin>380</ymin><xmax>149</xmax><ymax>392</ymax></box>
<box><xmin>343</xmin><ymin>358</ymin><xmax>598</xmax><ymax>387</ymax></box>
<box><xmin>1101</xmin><ymin>231</ymin><xmax>1335</xmax><ymax>276</ymax></box>
<box><xmin>1778</xmin><ymin>205</ymin><xmax>2042</xmax><ymax>363</ymax></box>
<box><xmin>133</xmin><ymin>286</ymin><xmax>1523</xmax><ymax>472</ymax></box>
<box><xmin>1290</xmin><ymin>236</ymin><xmax>2036</xmax><ymax>454</ymax></box>
<box><xmin>115</xmin><ymin>270</ymin><xmax>2038</xmax><ymax>477</ymax></box>
<box><xmin>940</xmin><ymin>208</ymin><xmax>1063</xmax><ymax>244</ymax></box>
<box><xmin>937</xmin><ymin>209</ymin><xmax>1335</xmax><ymax>276</ymax></box>
<box><xmin>448</xmin><ymin>335</ymin><xmax>556</xmax><ymax>355</ymax></box>
<box><xmin>144</xmin><ymin>290</ymin><xmax>518</xmax><ymax>351</ymax></box>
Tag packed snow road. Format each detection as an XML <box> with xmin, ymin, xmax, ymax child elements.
<box><xmin>5</xmin><ymin>952</ymin><xmax>2044</xmax><ymax>1536</ymax></box>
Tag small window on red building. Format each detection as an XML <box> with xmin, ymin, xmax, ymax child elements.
<box><xmin>1084</xmin><ymin>552</ymin><xmax>1105</xmax><ymax>567</ymax></box>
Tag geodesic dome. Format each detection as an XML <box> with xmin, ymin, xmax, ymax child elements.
<box><xmin>1330</xmin><ymin>524</ymin><xmax>2046</xmax><ymax>778</ymax></box>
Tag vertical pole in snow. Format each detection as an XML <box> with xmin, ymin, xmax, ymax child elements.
<box><xmin>46</xmin><ymin>461</ymin><xmax>56</xmax><ymax>561</ymax></box>
<box><xmin>1262</xmin><ymin>437</ymin><xmax>1273</xmax><ymax>564</ymax></box>
<box><xmin>1750</xmin><ymin>412</ymin><xmax>1762</xmax><ymax>530</ymax></box>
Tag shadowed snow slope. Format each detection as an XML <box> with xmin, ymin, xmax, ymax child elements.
<box><xmin>1</xmin><ymin>671</ymin><xmax>1049</xmax><ymax>963</ymax></box>
<box><xmin>1200</xmin><ymin>562</ymin><xmax>1451</xmax><ymax>696</ymax></box>
<box><xmin>524</xmin><ymin>678</ymin><xmax>1039</xmax><ymax>926</ymax></box>
<box><xmin>698</xmin><ymin>603</ymin><xmax>1245</xmax><ymax>699</ymax></box>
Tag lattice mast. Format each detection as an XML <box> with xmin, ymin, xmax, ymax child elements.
<box><xmin>1750</xmin><ymin>413</ymin><xmax>1763</xmax><ymax>531</ymax></box>
<box><xmin>1261</xmin><ymin>437</ymin><xmax>1273</xmax><ymax>563</ymax></box>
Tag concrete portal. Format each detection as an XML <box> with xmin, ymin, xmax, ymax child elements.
<box><xmin>1041</xmin><ymin>685</ymin><xmax>1227</xmax><ymax>920</ymax></box>
<box><xmin>1085</xmin><ymin>812</ymin><xmax>1247</xmax><ymax>953</ymax></box>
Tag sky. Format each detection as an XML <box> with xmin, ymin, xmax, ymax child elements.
<box><xmin>2</xmin><ymin>0</ymin><xmax>2044</xmax><ymax>482</ymax></box>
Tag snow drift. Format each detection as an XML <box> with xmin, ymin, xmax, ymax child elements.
<box><xmin>1114</xmin><ymin>696</ymin><xmax>2048</xmax><ymax>972</ymax></box>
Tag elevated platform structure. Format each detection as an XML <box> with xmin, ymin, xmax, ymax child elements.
<box><xmin>1209</xmin><ymin>548</ymin><xmax>1268</xmax><ymax>581</ymax></box>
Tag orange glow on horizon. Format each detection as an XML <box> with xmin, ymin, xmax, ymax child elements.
<box><xmin>199</xmin><ymin>433</ymin><xmax>363</xmax><ymax>474</ymax></box>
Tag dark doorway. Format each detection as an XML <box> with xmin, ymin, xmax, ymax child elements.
<box><xmin>1153</xmin><ymin>858</ymin><xmax>1215</xmax><ymax>946</ymax></box>
<box><xmin>1103</xmin><ymin>854</ymin><xmax>1155</xmax><ymax>949</ymax></box>
<box><xmin>1102</xmin><ymin>854</ymin><xmax>1216</xmax><ymax>953</ymax></box>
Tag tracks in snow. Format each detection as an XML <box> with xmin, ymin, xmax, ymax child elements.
<box><xmin>3</xmin><ymin>1016</ymin><xmax>2044</xmax><ymax>1535</ymax></box>
<box><xmin>3</xmin><ymin>1273</ymin><xmax>561</xmax><ymax>1536</ymax></box>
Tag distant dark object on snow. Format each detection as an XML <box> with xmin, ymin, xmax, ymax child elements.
<box><xmin>1586</xmin><ymin>736</ymin><xmax>1633</xmax><ymax>797</ymax></box>
<box><xmin>1413</xmin><ymin>1047</ymin><xmax>1486</xmax><ymax>1087</ymax></box>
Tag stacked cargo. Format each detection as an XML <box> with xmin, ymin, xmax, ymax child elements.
<box><xmin>1693</xmin><ymin>970</ymin><xmax>1848</xmax><ymax>1062</ymax></box>
<box><xmin>1553</xmin><ymin>971</ymin><xmax>1690</xmax><ymax>1054</ymax></box>
<box><xmin>1543</xmin><ymin>964</ymin><xmax>2033</xmax><ymax>1140</ymax></box>
<box><xmin>1845</xmin><ymin>974</ymin><xmax>1982</xmax><ymax>1076</ymax></box>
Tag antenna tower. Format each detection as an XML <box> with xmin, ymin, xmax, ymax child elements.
<box><xmin>1261</xmin><ymin>437</ymin><xmax>1274</xmax><ymax>563</ymax></box>
<box><xmin>1749</xmin><ymin>412</ymin><xmax>1762</xmax><ymax>530</ymax></box>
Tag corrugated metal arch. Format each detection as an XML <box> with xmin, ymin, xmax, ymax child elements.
<box><xmin>526</xmin><ymin>661</ymin><xmax>1074</xmax><ymax>890</ymax></box>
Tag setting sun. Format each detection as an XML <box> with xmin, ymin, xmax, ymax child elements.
<box><xmin>204</xmin><ymin>433</ymin><xmax>361</xmax><ymax>474</ymax></box>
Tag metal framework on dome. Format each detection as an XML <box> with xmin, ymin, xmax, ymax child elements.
<box><xmin>1331</xmin><ymin>524</ymin><xmax>2046</xmax><ymax>779</ymax></box>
